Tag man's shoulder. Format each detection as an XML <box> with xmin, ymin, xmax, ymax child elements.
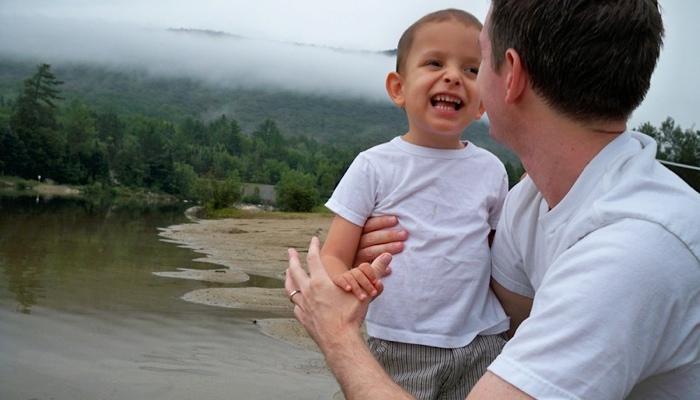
<box><xmin>501</xmin><ymin>176</ymin><xmax>541</xmax><ymax>221</ymax></box>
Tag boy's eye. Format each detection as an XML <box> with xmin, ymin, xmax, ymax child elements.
<box><xmin>425</xmin><ymin>60</ymin><xmax>442</xmax><ymax>68</ymax></box>
<box><xmin>464</xmin><ymin>67</ymin><xmax>479</xmax><ymax>75</ymax></box>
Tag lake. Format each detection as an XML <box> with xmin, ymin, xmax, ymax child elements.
<box><xmin>0</xmin><ymin>195</ymin><xmax>336</xmax><ymax>399</ymax></box>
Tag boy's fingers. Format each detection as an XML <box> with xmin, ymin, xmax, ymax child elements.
<box><xmin>357</xmin><ymin>263</ymin><xmax>377</xmax><ymax>284</ymax></box>
<box><xmin>351</xmin><ymin>268</ymin><xmax>376</xmax><ymax>297</ymax></box>
<box><xmin>347</xmin><ymin>275</ymin><xmax>368</xmax><ymax>300</ymax></box>
<box><xmin>332</xmin><ymin>274</ymin><xmax>352</xmax><ymax>292</ymax></box>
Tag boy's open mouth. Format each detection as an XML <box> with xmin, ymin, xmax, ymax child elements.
<box><xmin>430</xmin><ymin>94</ymin><xmax>463</xmax><ymax>111</ymax></box>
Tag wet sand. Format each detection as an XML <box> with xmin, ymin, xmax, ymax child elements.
<box><xmin>156</xmin><ymin>213</ymin><xmax>335</xmax><ymax>371</ymax></box>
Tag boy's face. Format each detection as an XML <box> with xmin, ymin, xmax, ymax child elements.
<box><xmin>389</xmin><ymin>20</ymin><xmax>483</xmax><ymax>142</ymax></box>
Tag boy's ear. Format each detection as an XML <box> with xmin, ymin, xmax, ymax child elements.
<box><xmin>385</xmin><ymin>72</ymin><xmax>405</xmax><ymax>108</ymax></box>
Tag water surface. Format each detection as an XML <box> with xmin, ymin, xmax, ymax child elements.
<box><xmin>0</xmin><ymin>195</ymin><xmax>335</xmax><ymax>400</ymax></box>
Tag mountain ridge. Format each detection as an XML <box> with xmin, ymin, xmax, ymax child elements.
<box><xmin>0</xmin><ymin>59</ymin><xmax>517</xmax><ymax>164</ymax></box>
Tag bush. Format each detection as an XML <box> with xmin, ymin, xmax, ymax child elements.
<box><xmin>275</xmin><ymin>170</ymin><xmax>320</xmax><ymax>212</ymax></box>
<box><xmin>195</xmin><ymin>171</ymin><xmax>242</xmax><ymax>209</ymax></box>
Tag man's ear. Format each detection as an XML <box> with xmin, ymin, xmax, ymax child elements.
<box><xmin>385</xmin><ymin>72</ymin><xmax>405</xmax><ymax>108</ymax></box>
<box><xmin>476</xmin><ymin>101</ymin><xmax>486</xmax><ymax>119</ymax></box>
<box><xmin>504</xmin><ymin>49</ymin><xmax>526</xmax><ymax>104</ymax></box>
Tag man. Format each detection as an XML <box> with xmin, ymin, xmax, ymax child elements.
<box><xmin>286</xmin><ymin>1</ymin><xmax>700</xmax><ymax>399</ymax></box>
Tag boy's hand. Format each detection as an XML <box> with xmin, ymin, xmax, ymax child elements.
<box><xmin>332</xmin><ymin>263</ymin><xmax>391</xmax><ymax>300</ymax></box>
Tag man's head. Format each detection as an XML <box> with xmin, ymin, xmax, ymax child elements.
<box><xmin>486</xmin><ymin>0</ymin><xmax>664</xmax><ymax>123</ymax></box>
<box><xmin>396</xmin><ymin>9</ymin><xmax>482</xmax><ymax>74</ymax></box>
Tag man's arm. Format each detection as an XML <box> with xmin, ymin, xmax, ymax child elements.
<box><xmin>491</xmin><ymin>279</ymin><xmax>533</xmax><ymax>338</ymax></box>
<box><xmin>287</xmin><ymin>238</ymin><xmax>534</xmax><ymax>400</ymax></box>
<box><xmin>468</xmin><ymin>372</ymin><xmax>534</xmax><ymax>399</ymax></box>
<box><xmin>287</xmin><ymin>238</ymin><xmax>412</xmax><ymax>399</ymax></box>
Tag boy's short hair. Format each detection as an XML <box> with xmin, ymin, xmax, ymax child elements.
<box><xmin>489</xmin><ymin>0</ymin><xmax>664</xmax><ymax>123</ymax></box>
<box><xmin>396</xmin><ymin>9</ymin><xmax>482</xmax><ymax>74</ymax></box>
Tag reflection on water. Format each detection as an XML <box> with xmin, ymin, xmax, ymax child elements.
<box><xmin>0</xmin><ymin>195</ymin><xmax>207</xmax><ymax>315</ymax></box>
<box><xmin>1</xmin><ymin>253</ymin><xmax>42</xmax><ymax>313</ymax></box>
<box><xmin>0</xmin><ymin>195</ymin><xmax>336</xmax><ymax>400</ymax></box>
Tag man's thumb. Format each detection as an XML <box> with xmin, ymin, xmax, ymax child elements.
<box><xmin>370</xmin><ymin>253</ymin><xmax>392</xmax><ymax>278</ymax></box>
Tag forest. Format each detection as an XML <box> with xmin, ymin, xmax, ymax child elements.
<box><xmin>0</xmin><ymin>63</ymin><xmax>696</xmax><ymax>211</ymax></box>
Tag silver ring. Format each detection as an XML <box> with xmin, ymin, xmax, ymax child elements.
<box><xmin>289</xmin><ymin>289</ymin><xmax>301</xmax><ymax>304</ymax></box>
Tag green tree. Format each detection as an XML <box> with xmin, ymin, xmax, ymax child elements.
<box><xmin>638</xmin><ymin>118</ymin><xmax>699</xmax><ymax>190</ymax></box>
<box><xmin>173</xmin><ymin>162</ymin><xmax>198</xmax><ymax>198</ymax></box>
<box><xmin>195</xmin><ymin>171</ymin><xmax>242</xmax><ymax>209</ymax></box>
<box><xmin>60</xmin><ymin>100</ymin><xmax>109</xmax><ymax>183</ymax></box>
<box><xmin>276</xmin><ymin>169</ymin><xmax>320</xmax><ymax>212</ymax></box>
<box><xmin>504</xmin><ymin>161</ymin><xmax>526</xmax><ymax>188</ymax></box>
<box><xmin>252</xmin><ymin>119</ymin><xmax>285</xmax><ymax>159</ymax></box>
<box><xmin>0</xmin><ymin>127</ymin><xmax>30</xmax><ymax>176</ymax></box>
<box><xmin>9</xmin><ymin>64</ymin><xmax>64</xmax><ymax>179</ymax></box>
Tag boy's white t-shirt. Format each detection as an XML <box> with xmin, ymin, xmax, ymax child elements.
<box><xmin>489</xmin><ymin>131</ymin><xmax>700</xmax><ymax>399</ymax></box>
<box><xmin>326</xmin><ymin>136</ymin><xmax>509</xmax><ymax>348</ymax></box>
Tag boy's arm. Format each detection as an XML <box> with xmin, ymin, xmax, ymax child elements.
<box><xmin>321</xmin><ymin>215</ymin><xmax>364</xmax><ymax>278</ymax></box>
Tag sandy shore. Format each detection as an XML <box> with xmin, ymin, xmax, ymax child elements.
<box><xmin>156</xmin><ymin>213</ymin><xmax>332</xmax><ymax>354</ymax></box>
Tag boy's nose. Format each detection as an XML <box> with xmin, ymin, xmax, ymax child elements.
<box><xmin>443</xmin><ymin>70</ymin><xmax>461</xmax><ymax>86</ymax></box>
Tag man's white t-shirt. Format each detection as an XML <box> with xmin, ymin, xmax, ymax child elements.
<box><xmin>489</xmin><ymin>131</ymin><xmax>700</xmax><ymax>399</ymax></box>
<box><xmin>326</xmin><ymin>136</ymin><xmax>509</xmax><ymax>348</ymax></box>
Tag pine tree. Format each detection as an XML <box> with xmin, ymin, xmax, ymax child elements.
<box><xmin>9</xmin><ymin>64</ymin><xmax>65</xmax><ymax>179</ymax></box>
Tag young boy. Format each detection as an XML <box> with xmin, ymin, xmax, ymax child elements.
<box><xmin>321</xmin><ymin>9</ymin><xmax>509</xmax><ymax>400</ymax></box>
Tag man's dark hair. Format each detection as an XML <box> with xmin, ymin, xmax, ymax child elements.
<box><xmin>489</xmin><ymin>0</ymin><xmax>664</xmax><ymax>123</ymax></box>
<box><xmin>396</xmin><ymin>9</ymin><xmax>482</xmax><ymax>74</ymax></box>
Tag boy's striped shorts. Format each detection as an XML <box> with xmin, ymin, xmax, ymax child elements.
<box><xmin>368</xmin><ymin>334</ymin><xmax>506</xmax><ymax>400</ymax></box>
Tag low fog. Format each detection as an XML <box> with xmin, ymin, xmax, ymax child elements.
<box><xmin>0</xmin><ymin>15</ymin><xmax>394</xmax><ymax>101</ymax></box>
<box><xmin>0</xmin><ymin>0</ymin><xmax>697</xmax><ymax>129</ymax></box>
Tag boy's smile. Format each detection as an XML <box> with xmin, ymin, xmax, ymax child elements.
<box><xmin>431</xmin><ymin>93</ymin><xmax>464</xmax><ymax>111</ymax></box>
<box><xmin>386</xmin><ymin>19</ymin><xmax>483</xmax><ymax>149</ymax></box>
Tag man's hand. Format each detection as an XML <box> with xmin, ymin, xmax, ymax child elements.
<box><xmin>355</xmin><ymin>216</ymin><xmax>408</xmax><ymax>266</ymax></box>
<box><xmin>286</xmin><ymin>237</ymin><xmax>392</xmax><ymax>347</ymax></box>
<box><xmin>332</xmin><ymin>262</ymin><xmax>389</xmax><ymax>300</ymax></box>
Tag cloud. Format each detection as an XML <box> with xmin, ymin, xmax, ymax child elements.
<box><xmin>0</xmin><ymin>14</ymin><xmax>394</xmax><ymax>101</ymax></box>
<box><xmin>0</xmin><ymin>0</ymin><xmax>697</xmax><ymax>129</ymax></box>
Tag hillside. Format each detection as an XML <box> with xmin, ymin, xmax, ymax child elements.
<box><xmin>0</xmin><ymin>59</ymin><xmax>518</xmax><ymax>163</ymax></box>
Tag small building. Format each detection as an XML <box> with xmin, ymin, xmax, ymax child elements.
<box><xmin>241</xmin><ymin>183</ymin><xmax>276</xmax><ymax>204</ymax></box>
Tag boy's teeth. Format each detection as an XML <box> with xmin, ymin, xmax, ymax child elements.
<box><xmin>434</xmin><ymin>95</ymin><xmax>461</xmax><ymax>104</ymax></box>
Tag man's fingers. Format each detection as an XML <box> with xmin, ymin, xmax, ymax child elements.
<box><xmin>373</xmin><ymin>279</ymin><xmax>384</xmax><ymax>297</ymax></box>
<box><xmin>355</xmin><ymin>242</ymin><xmax>404</xmax><ymax>265</ymax></box>
<box><xmin>306</xmin><ymin>236</ymin><xmax>330</xmax><ymax>278</ymax></box>
<box><xmin>369</xmin><ymin>253</ymin><xmax>393</xmax><ymax>278</ymax></box>
<box><xmin>287</xmin><ymin>248</ymin><xmax>309</xmax><ymax>291</ymax></box>
<box><xmin>362</xmin><ymin>215</ymin><xmax>399</xmax><ymax>233</ymax></box>
<box><xmin>358</xmin><ymin>228</ymin><xmax>408</xmax><ymax>249</ymax></box>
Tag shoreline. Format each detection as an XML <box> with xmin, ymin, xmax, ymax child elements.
<box><xmin>155</xmin><ymin>213</ymin><xmax>332</xmax><ymax>351</ymax></box>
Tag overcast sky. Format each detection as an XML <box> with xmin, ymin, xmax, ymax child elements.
<box><xmin>0</xmin><ymin>0</ymin><xmax>697</xmax><ymax>129</ymax></box>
